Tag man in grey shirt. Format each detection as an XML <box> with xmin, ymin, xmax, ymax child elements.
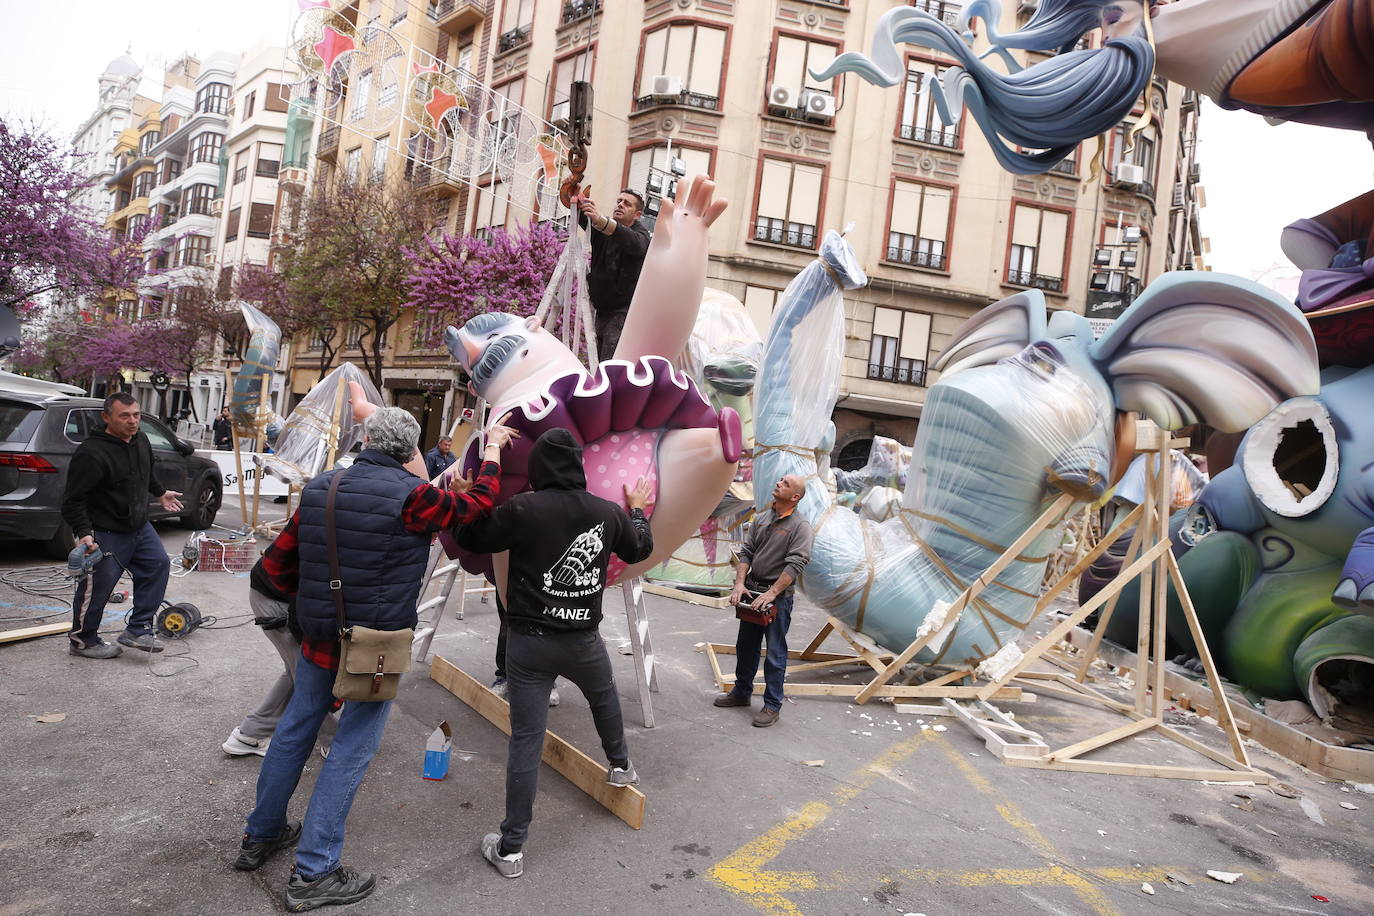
<box><xmin>713</xmin><ymin>474</ymin><xmax>813</xmax><ymax>727</ymax></box>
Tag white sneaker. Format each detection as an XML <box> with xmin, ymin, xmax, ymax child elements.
<box><xmin>490</xmin><ymin>677</ymin><xmax>509</xmax><ymax>700</ymax></box>
<box><xmin>222</xmin><ymin>727</ymin><xmax>269</xmax><ymax>757</ymax></box>
<box><xmin>548</xmin><ymin>687</ymin><xmax>560</xmax><ymax>707</ymax></box>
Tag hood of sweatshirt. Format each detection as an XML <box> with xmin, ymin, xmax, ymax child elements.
<box><xmin>528</xmin><ymin>428</ymin><xmax>586</xmax><ymax>491</ymax></box>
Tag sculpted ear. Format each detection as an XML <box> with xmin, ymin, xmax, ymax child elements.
<box><xmin>525</xmin><ymin>315</ymin><xmax>542</xmax><ymax>331</ymax></box>
<box><xmin>1091</xmin><ymin>273</ymin><xmax>1319</xmax><ymax>433</ymax></box>
<box><xmin>932</xmin><ymin>289</ymin><xmax>1047</xmax><ymax>378</ymax></box>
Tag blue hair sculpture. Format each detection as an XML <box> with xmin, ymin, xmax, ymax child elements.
<box><xmin>811</xmin><ymin>0</ymin><xmax>1154</xmax><ymax>175</ymax></box>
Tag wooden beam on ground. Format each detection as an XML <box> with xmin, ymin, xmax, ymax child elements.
<box><xmin>0</xmin><ymin>621</ymin><xmax>69</xmax><ymax>645</ymax></box>
<box><xmin>641</xmin><ymin>583</ymin><xmax>730</xmax><ymax>609</ymax></box>
<box><xmin>429</xmin><ymin>655</ymin><xmax>645</xmax><ymax>830</ymax></box>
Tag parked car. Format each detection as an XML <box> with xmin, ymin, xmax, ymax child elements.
<box><xmin>0</xmin><ymin>386</ymin><xmax>224</xmax><ymax>558</ymax></box>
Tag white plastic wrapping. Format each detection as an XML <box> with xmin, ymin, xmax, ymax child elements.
<box><xmin>255</xmin><ymin>363</ymin><xmax>382</xmax><ymax>487</ymax></box>
<box><xmin>833</xmin><ymin>436</ymin><xmax>912</xmax><ymax>494</ymax></box>
<box><xmin>755</xmin><ymin>231</ymin><xmax>1117</xmax><ymax>668</ymax></box>
<box><xmin>230</xmin><ymin>302</ymin><xmax>281</xmax><ymax>438</ymax></box>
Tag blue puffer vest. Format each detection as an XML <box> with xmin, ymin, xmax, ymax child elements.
<box><xmin>294</xmin><ymin>450</ymin><xmax>429</xmax><ymax>640</ymax></box>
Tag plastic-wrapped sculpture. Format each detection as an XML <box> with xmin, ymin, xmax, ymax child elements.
<box><xmin>258</xmin><ymin>363</ymin><xmax>381</xmax><ymax>486</ymax></box>
<box><xmin>230</xmin><ymin>302</ymin><xmax>281</xmax><ymax>439</ymax></box>
<box><xmin>755</xmin><ymin>231</ymin><xmax>1318</xmax><ymax>669</ymax></box>
<box><xmin>646</xmin><ymin>289</ymin><xmax>763</xmax><ymax>592</ymax></box>
<box><xmin>445</xmin><ymin>176</ymin><xmax>741</xmax><ymax>593</ymax></box>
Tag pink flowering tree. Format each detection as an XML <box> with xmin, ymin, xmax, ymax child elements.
<box><xmin>0</xmin><ymin>119</ymin><xmax>146</xmax><ymax>314</ymax></box>
<box><xmin>403</xmin><ymin>222</ymin><xmax>566</xmax><ymax>349</ymax></box>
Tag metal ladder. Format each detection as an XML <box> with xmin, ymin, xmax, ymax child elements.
<box><xmin>620</xmin><ymin>577</ymin><xmax>660</xmax><ymax>727</ymax></box>
<box><xmin>412</xmin><ymin>542</ymin><xmax>494</xmax><ymax>662</ymax></box>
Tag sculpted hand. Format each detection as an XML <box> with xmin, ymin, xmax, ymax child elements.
<box><xmin>159</xmin><ymin>491</ymin><xmax>183</xmax><ymax>513</ymax></box>
<box><xmin>614</xmin><ymin>173</ymin><xmax>729</xmax><ymax>362</ymax></box>
<box><xmin>624</xmin><ymin>476</ymin><xmax>652</xmax><ymax>512</ymax></box>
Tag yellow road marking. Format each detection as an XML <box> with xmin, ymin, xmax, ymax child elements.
<box><xmin>708</xmin><ymin>731</ymin><xmax>1232</xmax><ymax>916</ymax></box>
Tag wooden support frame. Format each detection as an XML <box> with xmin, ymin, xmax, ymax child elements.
<box><xmin>960</xmin><ymin>422</ymin><xmax>1270</xmax><ymax>783</ymax></box>
<box><xmin>429</xmin><ymin>655</ymin><xmax>646</xmax><ymax>829</ymax></box>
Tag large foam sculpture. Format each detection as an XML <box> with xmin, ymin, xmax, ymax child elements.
<box><xmin>443</xmin><ymin>176</ymin><xmax>741</xmax><ymax>595</ymax></box>
<box><xmin>818</xmin><ymin>1</ymin><xmax>1374</xmax><ymax>176</ymax></box>
<box><xmin>1094</xmin><ymin>365</ymin><xmax>1374</xmax><ymax>737</ymax></box>
<box><xmin>230</xmin><ymin>302</ymin><xmax>281</xmax><ymax>439</ymax></box>
<box><xmin>755</xmin><ymin>231</ymin><xmax>1318</xmax><ymax>669</ymax></box>
<box><xmin>259</xmin><ymin>363</ymin><xmax>381</xmax><ymax>486</ymax></box>
<box><xmin>646</xmin><ymin>288</ymin><xmax>763</xmax><ymax>592</ymax></box>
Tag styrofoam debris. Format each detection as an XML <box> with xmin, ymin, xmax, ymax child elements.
<box><xmin>1140</xmin><ymin>883</ymin><xmax>1155</xmax><ymax>895</ymax></box>
<box><xmin>1206</xmin><ymin>870</ymin><xmax>1242</xmax><ymax>884</ymax></box>
<box><xmin>1339</xmin><ymin>802</ymin><xmax>1359</xmax><ymax>810</ymax></box>
<box><xmin>1300</xmin><ymin>798</ymin><xmax>1327</xmax><ymax>825</ymax></box>
<box><xmin>1097</xmin><ymin>830</ymin><xmax>1107</xmax><ymax>837</ymax></box>
<box><xmin>1257</xmin><ymin>825</ymin><xmax>1279</xmax><ymax>837</ymax></box>
<box><xmin>800</xmin><ymin>760</ymin><xmax>824</xmax><ymax>767</ymax></box>
<box><xmin>1349</xmin><ymin>783</ymin><xmax>1374</xmax><ymax>794</ymax></box>
<box><xmin>932</xmin><ymin>724</ymin><xmax>947</xmax><ymax>732</ymax></box>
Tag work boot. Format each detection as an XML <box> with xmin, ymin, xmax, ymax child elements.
<box><xmin>480</xmin><ymin>832</ymin><xmax>523</xmax><ymax>878</ymax></box>
<box><xmin>283</xmin><ymin>865</ymin><xmax>376</xmax><ymax>911</ymax></box>
<box><xmin>68</xmin><ymin>639</ymin><xmax>122</xmax><ymax>659</ymax></box>
<box><xmin>117</xmin><ymin>630</ymin><xmax>164</xmax><ymax>653</ymax></box>
<box><xmin>607</xmin><ymin>761</ymin><xmax>639</xmax><ymax>787</ymax></box>
<box><xmin>752</xmin><ymin>707</ymin><xmax>780</xmax><ymax>728</ymax></box>
<box><xmin>233</xmin><ymin>820</ymin><xmax>301</xmax><ymax>871</ymax></box>
<box><xmin>713</xmin><ymin>692</ymin><xmax>750</xmax><ymax>708</ymax></box>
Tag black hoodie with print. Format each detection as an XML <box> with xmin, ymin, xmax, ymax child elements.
<box><xmin>456</xmin><ymin>428</ymin><xmax>653</xmax><ymax>631</ymax></box>
<box><xmin>61</xmin><ymin>429</ymin><xmax>166</xmax><ymax>537</ymax></box>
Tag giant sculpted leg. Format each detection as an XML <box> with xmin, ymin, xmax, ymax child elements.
<box><xmin>613</xmin><ymin>174</ymin><xmax>728</xmax><ymax>363</ymax></box>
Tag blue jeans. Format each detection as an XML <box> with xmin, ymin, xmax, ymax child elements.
<box><xmin>244</xmin><ymin>653</ymin><xmax>392</xmax><ymax>879</ymax></box>
<box><xmin>70</xmin><ymin>523</ymin><xmax>169</xmax><ymax>645</ymax></box>
<box><xmin>731</xmin><ymin>594</ymin><xmax>794</xmax><ymax>711</ymax></box>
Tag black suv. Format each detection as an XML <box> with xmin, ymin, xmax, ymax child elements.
<box><xmin>0</xmin><ymin>391</ymin><xmax>224</xmax><ymax>558</ymax></box>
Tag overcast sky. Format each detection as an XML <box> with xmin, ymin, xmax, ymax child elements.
<box><xmin>3</xmin><ymin>2</ymin><xmax>1371</xmax><ymax>293</ymax></box>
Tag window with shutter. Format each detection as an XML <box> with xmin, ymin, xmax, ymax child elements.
<box><xmin>225</xmin><ymin>206</ymin><xmax>241</xmax><ymax>241</ymax></box>
<box><xmin>868</xmin><ymin>307</ymin><xmax>931</xmax><ymax>386</ymax></box>
<box><xmin>1007</xmin><ymin>204</ymin><xmax>1068</xmax><ymax>291</ymax></box>
<box><xmin>888</xmin><ymin>180</ymin><xmax>952</xmax><ymax>270</ymax></box>
<box><xmin>636</xmin><ymin>23</ymin><xmax>727</xmax><ymax>108</ymax></box>
<box><xmin>753</xmin><ymin>157</ymin><xmax>823</xmax><ymax>250</ymax></box>
<box><xmin>265</xmin><ymin>83</ymin><xmax>290</xmax><ymax>113</ymax></box>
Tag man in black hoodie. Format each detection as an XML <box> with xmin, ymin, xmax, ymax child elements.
<box><xmin>457</xmin><ymin>427</ymin><xmax>653</xmax><ymax>878</ymax></box>
<box><xmin>61</xmin><ymin>392</ymin><xmax>183</xmax><ymax>658</ymax></box>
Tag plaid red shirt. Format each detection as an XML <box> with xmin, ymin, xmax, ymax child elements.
<box><xmin>260</xmin><ymin>461</ymin><xmax>501</xmax><ymax>671</ymax></box>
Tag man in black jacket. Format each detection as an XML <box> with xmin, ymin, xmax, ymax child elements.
<box><xmin>575</xmin><ymin>189</ymin><xmax>651</xmax><ymax>358</ymax></box>
<box><xmin>213</xmin><ymin>406</ymin><xmax>233</xmax><ymax>450</ymax></box>
<box><xmin>457</xmin><ymin>427</ymin><xmax>653</xmax><ymax>878</ymax></box>
<box><xmin>61</xmin><ymin>392</ymin><xmax>183</xmax><ymax>658</ymax></box>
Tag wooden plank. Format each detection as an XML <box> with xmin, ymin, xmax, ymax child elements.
<box><xmin>943</xmin><ymin>698</ymin><xmax>1048</xmax><ymax>761</ymax></box>
<box><xmin>799</xmin><ymin>619</ymin><xmax>836</xmax><ymax>658</ymax></box>
<box><xmin>1166</xmin><ymin>550</ymin><xmax>1250</xmax><ymax>766</ymax></box>
<box><xmin>642</xmin><ymin>582</ymin><xmax>730</xmax><ymax>609</ymax></box>
<box><xmin>0</xmin><ymin>621</ymin><xmax>70</xmax><ymax>645</ymax></box>
<box><xmin>429</xmin><ymin>655</ymin><xmax>646</xmax><ymax>830</ymax></box>
<box><xmin>1006</xmin><ymin>756</ymin><xmax>1263</xmax><ymax>782</ymax></box>
<box><xmin>974</xmin><ymin>539</ymin><xmax>1171</xmax><ymax>701</ymax></box>
<box><xmin>1061</xmin><ymin>627</ymin><xmax>1374</xmax><ymax>782</ymax></box>
<box><xmin>1033</xmin><ymin>503</ymin><xmax>1142</xmax><ymax>615</ymax></box>
<box><xmin>1048</xmin><ymin>717</ymin><xmax>1156</xmax><ymax>762</ymax></box>
<box><xmin>775</xmin><ymin>683</ymin><xmax>1024</xmax><ymax>700</ymax></box>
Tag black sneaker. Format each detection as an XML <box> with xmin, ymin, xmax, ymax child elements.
<box><xmin>233</xmin><ymin>820</ymin><xmax>301</xmax><ymax>871</ymax></box>
<box><xmin>69</xmin><ymin>639</ymin><xmax>122</xmax><ymax>659</ymax></box>
<box><xmin>284</xmin><ymin>865</ymin><xmax>377</xmax><ymax>911</ymax></box>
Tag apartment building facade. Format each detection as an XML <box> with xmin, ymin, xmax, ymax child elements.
<box><xmin>295</xmin><ymin>0</ymin><xmax>1206</xmax><ymax>460</ymax></box>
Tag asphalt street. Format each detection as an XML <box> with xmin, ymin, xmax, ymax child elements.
<box><xmin>1</xmin><ymin>502</ymin><xmax>1371</xmax><ymax>915</ymax></box>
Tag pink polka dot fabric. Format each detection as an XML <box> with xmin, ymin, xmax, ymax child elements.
<box><xmin>584</xmin><ymin>429</ymin><xmax>661</xmax><ymax>584</ymax></box>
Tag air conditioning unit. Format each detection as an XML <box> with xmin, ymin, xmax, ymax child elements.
<box><xmin>1172</xmin><ymin>184</ymin><xmax>1185</xmax><ymax>208</ymax></box>
<box><xmin>650</xmin><ymin>75</ymin><xmax>682</xmax><ymax>98</ymax></box>
<box><xmin>1113</xmin><ymin>162</ymin><xmax>1144</xmax><ymax>185</ymax></box>
<box><xmin>800</xmin><ymin>89</ymin><xmax>835</xmax><ymax>120</ymax></box>
<box><xmin>768</xmin><ymin>84</ymin><xmax>796</xmax><ymax>110</ymax></box>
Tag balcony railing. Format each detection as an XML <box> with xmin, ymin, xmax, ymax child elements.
<box><xmin>318</xmin><ymin>126</ymin><xmax>340</xmax><ymax>160</ymax></box>
<box><xmin>898</xmin><ymin>124</ymin><xmax>958</xmax><ymax>148</ymax></box>
<box><xmin>430</xmin><ymin>0</ymin><xmax>485</xmax><ymax>35</ymax></box>
<box><xmin>560</xmin><ymin>0</ymin><xmax>602</xmax><ymax>26</ymax></box>
<box><xmin>910</xmin><ymin>0</ymin><xmax>961</xmax><ymax>27</ymax></box>
<box><xmin>1006</xmin><ymin>270</ymin><xmax>1063</xmax><ymax>292</ymax></box>
<box><xmin>498</xmin><ymin>24</ymin><xmax>532</xmax><ymax>54</ymax></box>
<box><xmin>753</xmin><ymin>218</ymin><xmax>817</xmax><ymax>250</ymax></box>
<box><xmin>886</xmin><ymin>247</ymin><xmax>947</xmax><ymax>270</ymax></box>
<box><xmin>766</xmin><ymin>102</ymin><xmax>834</xmax><ymax>126</ymax></box>
<box><xmin>867</xmin><ymin>361</ymin><xmax>926</xmax><ymax>387</ymax></box>
<box><xmin>633</xmin><ymin>90</ymin><xmax>720</xmax><ymax>113</ymax></box>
